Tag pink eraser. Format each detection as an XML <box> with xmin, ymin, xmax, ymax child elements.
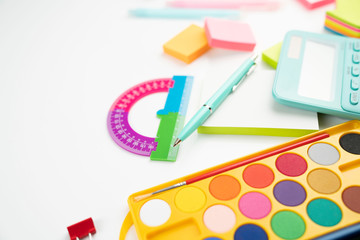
<box><xmin>204</xmin><ymin>18</ymin><xmax>256</xmax><ymax>51</ymax></box>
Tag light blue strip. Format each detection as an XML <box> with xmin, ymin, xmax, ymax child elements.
<box><xmin>129</xmin><ymin>8</ymin><xmax>240</xmax><ymax>19</ymax></box>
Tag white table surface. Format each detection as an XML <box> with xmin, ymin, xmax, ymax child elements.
<box><xmin>0</xmin><ymin>0</ymin><xmax>350</xmax><ymax>239</ymax></box>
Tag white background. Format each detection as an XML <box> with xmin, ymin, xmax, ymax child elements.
<box><xmin>0</xmin><ymin>0</ymin><xmax>349</xmax><ymax>240</ymax></box>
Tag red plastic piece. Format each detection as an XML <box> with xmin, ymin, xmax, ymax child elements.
<box><xmin>67</xmin><ymin>218</ymin><xmax>96</xmax><ymax>240</ymax></box>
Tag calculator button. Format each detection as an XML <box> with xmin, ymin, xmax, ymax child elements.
<box><xmin>350</xmin><ymin>92</ymin><xmax>359</xmax><ymax>105</ymax></box>
<box><xmin>352</xmin><ymin>66</ymin><xmax>360</xmax><ymax>77</ymax></box>
<box><xmin>354</xmin><ymin>53</ymin><xmax>360</xmax><ymax>64</ymax></box>
<box><xmin>351</xmin><ymin>79</ymin><xmax>360</xmax><ymax>90</ymax></box>
<box><xmin>354</xmin><ymin>42</ymin><xmax>360</xmax><ymax>52</ymax></box>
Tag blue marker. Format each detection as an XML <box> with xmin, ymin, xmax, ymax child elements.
<box><xmin>173</xmin><ymin>53</ymin><xmax>258</xmax><ymax>147</ymax></box>
<box><xmin>129</xmin><ymin>8</ymin><xmax>240</xmax><ymax>19</ymax></box>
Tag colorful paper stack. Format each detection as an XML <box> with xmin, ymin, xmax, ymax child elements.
<box><xmin>325</xmin><ymin>0</ymin><xmax>360</xmax><ymax>38</ymax></box>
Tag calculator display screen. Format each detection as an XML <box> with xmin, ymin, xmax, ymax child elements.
<box><xmin>297</xmin><ymin>40</ymin><xmax>337</xmax><ymax>102</ymax></box>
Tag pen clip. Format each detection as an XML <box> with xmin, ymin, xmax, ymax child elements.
<box><xmin>246</xmin><ymin>63</ymin><xmax>257</xmax><ymax>76</ymax></box>
<box><xmin>232</xmin><ymin>63</ymin><xmax>257</xmax><ymax>92</ymax></box>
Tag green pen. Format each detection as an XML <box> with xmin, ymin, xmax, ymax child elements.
<box><xmin>173</xmin><ymin>53</ymin><xmax>258</xmax><ymax>147</ymax></box>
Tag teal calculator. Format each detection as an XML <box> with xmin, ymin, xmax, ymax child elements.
<box><xmin>273</xmin><ymin>30</ymin><xmax>360</xmax><ymax>119</ymax></box>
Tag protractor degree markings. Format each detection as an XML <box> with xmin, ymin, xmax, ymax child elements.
<box><xmin>109</xmin><ymin>109</ymin><xmax>157</xmax><ymax>156</ymax></box>
<box><xmin>111</xmin><ymin>79</ymin><xmax>174</xmax><ymax>112</ymax></box>
<box><xmin>107</xmin><ymin>78</ymin><xmax>174</xmax><ymax>156</ymax></box>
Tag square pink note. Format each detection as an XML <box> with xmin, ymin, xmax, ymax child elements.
<box><xmin>204</xmin><ymin>18</ymin><xmax>256</xmax><ymax>51</ymax></box>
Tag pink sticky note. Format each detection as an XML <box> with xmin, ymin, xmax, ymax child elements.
<box><xmin>297</xmin><ymin>0</ymin><xmax>334</xmax><ymax>9</ymax></box>
<box><xmin>204</xmin><ymin>18</ymin><xmax>256</xmax><ymax>51</ymax></box>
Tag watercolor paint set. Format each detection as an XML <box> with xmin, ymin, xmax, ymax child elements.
<box><xmin>120</xmin><ymin>120</ymin><xmax>360</xmax><ymax>240</ymax></box>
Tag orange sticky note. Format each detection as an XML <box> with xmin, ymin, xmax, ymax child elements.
<box><xmin>163</xmin><ymin>24</ymin><xmax>210</xmax><ymax>64</ymax></box>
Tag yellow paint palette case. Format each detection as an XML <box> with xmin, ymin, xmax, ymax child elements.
<box><xmin>120</xmin><ymin>120</ymin><xmax>360</xmax><ymax>240</ymax></box>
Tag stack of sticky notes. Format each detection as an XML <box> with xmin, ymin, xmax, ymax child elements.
<box><xmin>163</xmin><ymin>24</ymin><xmax>211</xmax><ymax>64</ymax></box>
<box><xmin>163</xmin><ymin>18</ymin><xmax>256</xmax><ymax>64</ymax></box>
<box><xmin>204</xmin><ymin>18</ymin><xmax>256</xmax><ymax>51</ymax></box>
<box><xmin>325</xmin><ymin>0</ymin><xmax>360</xmax><ymax>38</ymax></box>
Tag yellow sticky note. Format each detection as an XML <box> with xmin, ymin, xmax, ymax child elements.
<box><xmin>327</xmin><ymin>0</ymin><xmax>360</xmax><ymax>29</ymax></box>
<box><xmin>262</xmin><ymin>42</ymin><xmax>282</xmax><ymax>69</ymax></box>
<box><xmin>163</xmin><ymin>24</ymin><xmax>210</xmax><ymax>64</ymax></box>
